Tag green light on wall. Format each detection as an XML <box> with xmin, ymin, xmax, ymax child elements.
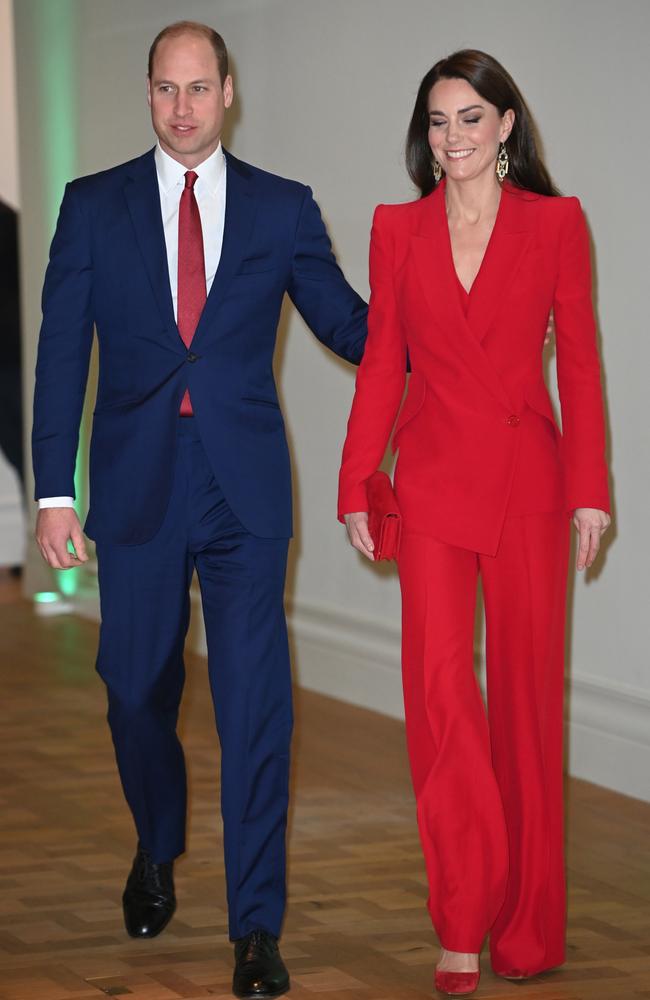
<box><xmin>40</xmin><ymin>0</ymin><xmax>77</xmax><ymax>236</ymax></box>
<box><xmin>37</xmin><ymin>0</ymin><xmax>83</xmax><ymax>598</ymax></box>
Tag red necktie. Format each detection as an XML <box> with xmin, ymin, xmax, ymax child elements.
<box><xmin>177</xmin><ymin>170</ymin><xmax>206</xmax><ymax>416</ymax></box>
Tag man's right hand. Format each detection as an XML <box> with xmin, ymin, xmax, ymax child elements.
<box><xmin>344</xmin><ymin>512</ymin><xmax>375</xmax><ymax>561</ymax></box>
<box><xmin>36</xmin><ymin>507</ymin><xmax>89</xmax><ymax>569</ymax></box>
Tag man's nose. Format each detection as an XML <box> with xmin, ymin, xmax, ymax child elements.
<box><xmin>174</xmin><ymin>92</ymin><xmax>192</xmax><ymax>117</ymax></box>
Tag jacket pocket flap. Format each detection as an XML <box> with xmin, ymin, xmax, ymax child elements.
<box><xmin>392</xmin><ymin>372</ymin><xmax>426</xmax><ymax>452</ymax></box>
<box><xmin>524</xmin><ymin>378</ymin><xmax>557</xmax><ymax>426</ymax></box>
<box><xmin>236</xmin><ymin>256</ymin><xmax>279</xmax><ymax>275</ymax></box>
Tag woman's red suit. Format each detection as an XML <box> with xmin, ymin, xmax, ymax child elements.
<box><xmin>338</xmin><ymin>179</ymin><xmax>610</xmax><ymax>974</ymax></box>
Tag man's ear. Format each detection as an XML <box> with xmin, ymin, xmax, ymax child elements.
<box><xmin>223</xmin><ymin>74</ymin><xmax>234</xmax><ymax>109</ymax></box>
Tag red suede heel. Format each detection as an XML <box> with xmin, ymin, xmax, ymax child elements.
<box><xmin>434</xmin><ymin>968</ymin><xmax>480</xmax><ymax>996</ymax></box>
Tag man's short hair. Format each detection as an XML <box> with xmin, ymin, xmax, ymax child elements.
<box><xmin>148</xmin><ymin>21</ymin><xmax>228</xmax><ymax>84</ymax></box>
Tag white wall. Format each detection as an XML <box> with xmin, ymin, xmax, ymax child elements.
<box><xmin>0</xmin><ymin>0</ymin><xmax>24</xmax><ymax>566</ymax></box>
<box><xmin>0</xmin><ymin>0</ymin><xmax>19</xmax><ymax>208</ymax></box>
<box><xmin>15</xmin><ymin>0</ymin><xmax>650</xmax><ymax>800</ymax></box>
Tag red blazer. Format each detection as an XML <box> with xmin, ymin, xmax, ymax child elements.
<box><xmin>338</xmin><ymin>180</ymin><xmax>610</xmax><ymax>556</ymax></box>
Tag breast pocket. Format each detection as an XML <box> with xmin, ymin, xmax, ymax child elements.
<box><xmin>236</xmin><ymin>255</ymin><xmax>280</xmax><ymax>275</ymax></box>
<box><xmin>241</xmin><ymin>395</ymin><xmax>281</xmax><ymax>410</ymax></box>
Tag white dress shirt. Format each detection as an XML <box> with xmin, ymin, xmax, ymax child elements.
<box><xmin>38</xmin><ymin>142</ymin><xmax>227</xmax><ymax>509</ymax></box>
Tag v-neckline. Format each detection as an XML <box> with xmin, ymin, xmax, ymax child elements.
<box><xmin>412</xmin><ymin>178</ymin><xmax>533</xmax><ymax>356</ymax></box>
<box><xmin>454</xmin><ymin>269</ymin><xmax>470</xmax><ymax>314</ymax></box>
<box><xmin>444</xmin><ymin>184</ymin><xmax>505</xmax><ymax>297</ymax></box>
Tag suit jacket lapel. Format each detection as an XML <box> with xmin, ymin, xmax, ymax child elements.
<box><xmin>411</xmin><ymin>181</ymin><xmax>514</xmax><ymax>410</ymax></box>
<box><xmin>411</xmin><ymin>183</ymin><xmax>468</xmax><ymax>345</ymax></box>
<box><xmin>466</xmin><ymin>182</ymin><xmax>533</xmax><ymax>343</ymax></box>
<box><xmin>123</xmin><ymin>149</ymin><xmax>179</xmax><ymax>348</ymax></box>
<box><xmin>192</xmin><ymin>150</ymin><xmax>257</xmax><ymax>347</ymax></box>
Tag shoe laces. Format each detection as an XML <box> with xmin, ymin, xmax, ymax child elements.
<box><xmin>135</xmin><ymin>849</ymin><xmax>173</xmax><ymax>895</ymax></box>
<box><xmin>239</xmin><ymin>929</ymin><xmax>277</xmax><ymax>962</ymax></box>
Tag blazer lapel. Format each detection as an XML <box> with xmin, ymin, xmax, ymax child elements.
<box><xmin>411</xmin><ymin>183</ymin><xmax>467</xmax><ymax>343</ymax></box>
<box><xmin>410</xmin><ymin>181</ymin><xmax>514</xmax><ymax>410</ymax></box>
<box><xmin>192</xmin><ymin>150</ymin><xmax>257</xmax><ymax>346</ymax></box>
<box><xmin>123</xmin><ymin>149</ymin><xmax>179</xmax><ymax>348</ymax></box>
<box><xmin>466</xmin><ymin>182</ymin><xmax>533</xmax><ymax>343</ymax></box>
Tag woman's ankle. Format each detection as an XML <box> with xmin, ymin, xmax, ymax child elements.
<box><xmin>437</xmin><ymin>948</ymin><xmax>480</xmax><ymax>972</ymax></box>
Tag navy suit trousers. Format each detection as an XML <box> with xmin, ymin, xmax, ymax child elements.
<box><xmin>96</xmin><ymin>417</ymin><xmax>292</xmax><ymax>939</ymax></box>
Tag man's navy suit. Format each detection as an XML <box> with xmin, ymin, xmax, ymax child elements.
<box><xmin>32</xmin><ymin>147</ymin><xmax>367</xmax><ymax>939</ymax></box>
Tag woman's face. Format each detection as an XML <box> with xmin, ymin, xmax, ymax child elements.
<box><xmin>427</xmin><ymin>77</ymin><xmax>514</xmax><ymax>183</ymax></box>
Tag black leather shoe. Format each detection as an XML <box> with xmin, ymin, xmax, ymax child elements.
<box><xmin>122</xmin><ymin>846</ymin><xmax>176</xmax><ymax>938</ymax></box>
<box><xmin>233</xmin><ymin>930</ymin><xmax>290</xmax><ymax>998</ymax></box>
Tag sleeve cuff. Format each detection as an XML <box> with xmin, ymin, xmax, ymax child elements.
<box><xmin>337</xmin><ymin>484</ymin><xmax>370</xmax><ymax>523</ymax></box>
<box><xmin>38</xmin><ymin>496</ymin><xmax>75</xmax><ymax>509</ymax></box>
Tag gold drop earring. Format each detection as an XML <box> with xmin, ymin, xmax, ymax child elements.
<box><xmin>433</xmin><ymin>158</ymin><xmax>443</xmax><ymax>183</ymax></box>
<box><xmin>496</xmin><ymin>142</ymin><xmax>509</xmax><ymax>181</ymax></box>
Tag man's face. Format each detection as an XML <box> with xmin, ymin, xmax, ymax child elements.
<box><xmin>147</xmin><ymin>33</ymin><xmax>233</xmax><ymax>168</ymax></box>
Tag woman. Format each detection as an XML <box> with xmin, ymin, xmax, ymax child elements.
<box><xmin>338</xmin><ymin>50</ymin><xmax>611</xmax><ymax>996</ymax></box>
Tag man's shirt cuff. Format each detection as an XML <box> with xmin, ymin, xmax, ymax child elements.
<box><xmin>38</xmin><ymin>497</ymin><xmax>75</xmax><ymax>509</ymax></box>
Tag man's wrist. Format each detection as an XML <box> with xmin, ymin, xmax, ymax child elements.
<box><xmin>38</xmin><ymin>497</ymin><xmax>75</xmax><ymax>509</ymax></box>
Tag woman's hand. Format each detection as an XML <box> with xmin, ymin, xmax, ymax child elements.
<box><xmin>573</xmin><ymin>508</ymin><xmax>611</xmax><ymax>571</ymax></box>
<box><xmin>344</xmin><ymin>512</ymin><xmax>375</xmax><ymax>561</ymax></box>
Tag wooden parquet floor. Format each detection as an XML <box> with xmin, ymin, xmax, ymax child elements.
<box><xmin>0</xmin><ymin>581</ymin><xmax>649</xmax><ymax>999</ymax></box>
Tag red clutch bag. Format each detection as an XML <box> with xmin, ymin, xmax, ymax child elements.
<box><xmin>366</xmin><ymin>471</ymin><xmax>402</xmax><ymax>561</ymax></box>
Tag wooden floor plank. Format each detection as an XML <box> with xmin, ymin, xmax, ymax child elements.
<box><xmin>1</xmin><ymin>585</ymin><xmax>649</xmax><ymax>998</ymax></box>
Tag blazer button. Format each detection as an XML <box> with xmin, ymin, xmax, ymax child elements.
<box><xmin>187</xmin><ymin>352</ymin><xmax>199</xmax><ymax>363</ymax></box>
<box><xmin>506</xmin><ymin>414</ymin><xmax>520</xmax><ymax>427</ymax></box>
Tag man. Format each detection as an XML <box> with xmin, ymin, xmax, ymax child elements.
<box><xmin>33</xmin><ymin>21</ymin><xmax>366</xmax><ymax>999</ymax></box>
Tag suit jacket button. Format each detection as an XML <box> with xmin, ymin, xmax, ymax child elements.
<box><xmin>187</xmin><ymin>352</ymin><xmax>199</xmax><ymax>363</ymax></box>
<box><xmin>506</xmin><ymin>414</ymin><xmax>520</xmax><ymax>427</ymax></box>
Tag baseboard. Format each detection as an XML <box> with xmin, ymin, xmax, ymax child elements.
<box><xmin>69</xmin><ymin>585</ymin><xmax>649</xmax><ymax>803</ymax></box>
<box><xmin>564</xmin><ymin>674</ymin><xmax>650</xmax><ymax>801</ymax></box>
<box><xmin>287</xmin><ymin>600</ymin><xmax>650</xmax><ymax>803</ymax></box>
<box><xmin>287</xmin><ymin>599</ymin><xmax>404</xmax><ymax>718</ymax></box>
<box><xmin>0</xmin><ymin>489</ymin><xmax>26</xmax><ymax>565</ymax></box>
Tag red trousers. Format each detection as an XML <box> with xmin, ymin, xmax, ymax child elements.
<box><xmin>398</xmin><ymin>512</ymin><xmax>570</xmax><ymax>975</ymax></box>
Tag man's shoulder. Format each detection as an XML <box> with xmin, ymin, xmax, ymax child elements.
<box><xmin>67</xmin><ymin>149</ymin><xmax>154</xmax><ymax>199</ymax></box>
<box><xmin>67</xmin><ymin>147</ymin><xmax>316</xmax><ymax>208</ymax></box>
<box><xmin>225</xmin><ymin>151</ymin><xmax>310</xmax><ymax>201</ymax></box>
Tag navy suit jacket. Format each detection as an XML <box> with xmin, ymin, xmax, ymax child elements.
<box><xmin>32</xmin><ymin>148</ymin><xmax>367</xmax><ymax>543</ymax></box>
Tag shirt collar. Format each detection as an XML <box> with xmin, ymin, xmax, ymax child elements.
<box><xmin>154</xmin><ymin>141</ymin><xmax>226</xmax><ymax>196</ymax></box>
